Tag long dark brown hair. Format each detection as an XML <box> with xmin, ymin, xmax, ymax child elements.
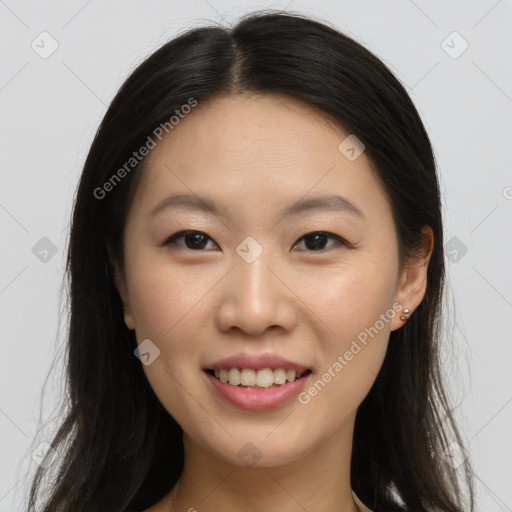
<box><xmin>27</xmin><ymin>10</ymin><xmax>474</xmax><ymax>512</ymax></box>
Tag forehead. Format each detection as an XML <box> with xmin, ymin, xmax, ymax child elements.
<box><xmin>154</xmin><ymin>94</ymin><xmax>349</xmax><ymax>166</ymax></box>
<box><xmin>127</xmin><ymin>94</ymin><xmax>391</xmax><ymax>227</ymax></box>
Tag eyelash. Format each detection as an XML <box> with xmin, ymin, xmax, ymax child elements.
<box><xmin>162</xmin><ymin>230</ymin><xmax>349</xmax><ymax>253</ymax></box>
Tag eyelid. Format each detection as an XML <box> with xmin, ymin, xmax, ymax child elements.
<box><xmin>292</xmin><ymin>231</ymin><xmax>348</xmax><ymax>251</ymax></box>
<box><xmin>163</xmin><ymin>230</ymin><xmax>220</xmax><ymax>250</ymax></box>
<box><xmin>163</xmin><ymin>230</ymin><xmax>350</xmax><ymax>252</ymax></box>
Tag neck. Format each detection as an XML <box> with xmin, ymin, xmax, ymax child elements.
<box><xmin>171</xmin><ymin>420</ymin><xmax>362</xmax><ymax>512</ymax></box>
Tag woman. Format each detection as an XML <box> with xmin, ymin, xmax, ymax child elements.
<box><xmin>28</xmin><ymin>10</ymin><xmax>475</xmax><ymax>512</ymax></box>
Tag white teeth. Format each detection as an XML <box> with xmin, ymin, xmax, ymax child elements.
<box><xmin>240</xmin><ymin>369</ymin><xmax>256</xmax><ymax>386</ymax></box>
<box><xmin>273</xmin><ymin>368</ymin><xmax>287</xmax><ymax>384</ymax></box>
<box><xmin>210</xmin><ymin>367</ymin><xmax>308</xmax><ymax>389</ymax></box>
<box><xmin>256</xmin><ymin>368</ymin><xmax>274</xmax><ymax>388</ymax></box>
<box><xmin>228</xmin><ymin>368</ymin><xmax>241</xmax><ymax>386</ymax></box>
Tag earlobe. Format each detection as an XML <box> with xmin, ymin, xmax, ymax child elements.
<box><xmin>111</xmin><ymin>257</ymin><xmax>136</xmax><ymax>331</ymax></box>
<box><xmin>123</xmin><ymin>312</ymin><xmax>135</xmax><ymax>331</ymax></box>
<box><xmin>390</xmin><ymin>225</ymin><xmax>434</xmax><ymax>332</ymax></box>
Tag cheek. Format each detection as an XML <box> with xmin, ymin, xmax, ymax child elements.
<box><xmin>126</xmin><ymin>254</ymin><xmax>219</xmax><ymax>381</ymax></box>
<box><xmin>128</xmin><ymin>257</ymin><xmax>203</xmax><ymax>339</ymax></box>
<box><xmin>311</xmin><ymin>265</ymin><xmax>395</xmax><ymax>388</ymax></box>
<box><xmin>126</xmin><ymin>260</ymin><xmax>208</xmax><ymax>413</ymax></box>
<box><xmin>301</xmin><ymin>275</ymin><xmax>391</xmax><ymax>420</ymax></box>
<box><xmin>319</xmin><ymin>262</ymin><xmax>396</xmax><ymax>334</ymax></box>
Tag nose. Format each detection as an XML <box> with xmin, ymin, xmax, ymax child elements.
<box><xmin>215</xmin><ymin>251</ymin><xmax>298</xmax><ymax>337</ymax></box>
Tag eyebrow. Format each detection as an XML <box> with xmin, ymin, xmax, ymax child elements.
<box><xmin>150</xmin><ymin>193</ymin><xmax>365</xmax><ymax>220</ymax></box>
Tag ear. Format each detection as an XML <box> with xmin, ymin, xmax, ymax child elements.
<box><xmin>108</xmin><ymin>245</ymin><xmax>135</xmax><ymax>331</ymax></box>
<box><xmin>390</xmin><ymin>225</ymin><xmax>434</xmax><ymax>332</ymax></box>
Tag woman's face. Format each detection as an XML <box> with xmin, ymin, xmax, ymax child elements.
<box><xmin>115</xmin><ymin>94</ymin><xmax>427</xmax><ymax>467</ymax></box>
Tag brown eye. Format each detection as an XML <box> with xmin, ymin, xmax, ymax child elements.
<box><xmin>164</xmin><ymin>230</ymin><xmax>219</xmax><ymax>251</ymax></box>
<box><xmin>163</xmin><ymin>230</ymin><xmax>347</xmax><ymax>252</ymax></box>
<box><xmin>293</xmin><ymin>232</ymin><xmax>346</xmax><ymax>252</ymax></box>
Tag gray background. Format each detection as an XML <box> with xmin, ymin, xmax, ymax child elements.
<box><xmin>1</xmin><ymin>1</ymin><xmax>511</xmax><ymax>510</ymax></box>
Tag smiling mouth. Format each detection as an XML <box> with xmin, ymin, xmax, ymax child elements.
<box><xmin>205</xmin><ymin>368</ymin><xmax>312</xmax><ymax>390</ymax></box>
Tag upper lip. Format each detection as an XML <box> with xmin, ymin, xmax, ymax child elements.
<box><xmin>204</xmin><ymin>353</ymin><xmax>311</xmax><ymax>373</ymax></box>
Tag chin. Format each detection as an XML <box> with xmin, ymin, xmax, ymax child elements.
<box><xmin>193</xmin><ymin>427</ymin><xmax>316</xmax><ymax>469</ymax></box>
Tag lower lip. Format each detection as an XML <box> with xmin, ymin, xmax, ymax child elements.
<box><xmin>203</xmin><ymin>371</ymin><xmax>311</xmax><ymax>411</ymax></box>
